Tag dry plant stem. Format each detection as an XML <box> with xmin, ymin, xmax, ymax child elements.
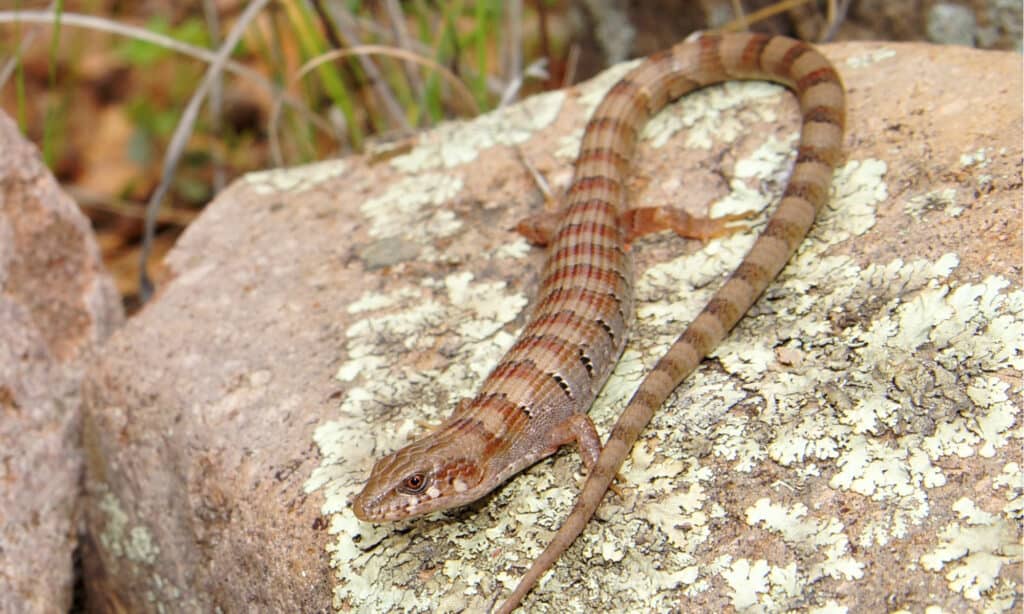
<box><xmin>0</xmin><ymin>2</ymin><xmax>58</xmax><ymax>87</ymax></box>
<box><xmin>201</xmin><ymin>0</ymin><xmax>227</xmax><ymax>193</ymax></box>
<box><xmin>268</xmin><ymin>45</ymin><xmax>480</xmax><ymax>166</ymax></box>
<box><xmin>383</xmin><ymin>0</ymin><xmax>426</xmax><ymax>101</ymax></box>
<box><xmin>314</xmin><ymin>0</ymin><xmax>410</xmax><ymax>132</ymax></box>
<box><xmin>0</xmin><ymin>10</ymin><xmax>327</xmax><ymax>135</ymax></box>
<box><xmin>729</xmin><ymin>0</ymin><xmax>748</xmax><ymax>29</ymax></box>
<box><xmin>820</xmin><ymin>0</ymin><xmax>852</xmax><ymax>42</ymax></box>
<box><xmin>504</xmin><ymin>0</ymin><xmax>523</xmax><ymax>91</ymax></box>
<box><xmin>719</xmin><ymin>0</ymin><xmax>815</xmax><ymax>32</ymax></box>
<box><xmin>69</xmin><ymin>187</ymin><xmax>197</xmax><ymax>226</ymax></box>
<box><xmin>139</xmin><ymin>0</ymin><xmax>273</xmax><ymax>300</ymax></box>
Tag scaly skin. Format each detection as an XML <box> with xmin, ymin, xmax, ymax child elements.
<box><xmin>353</xmin><ymin>31</ymin><xmax>846</xmax><ymax>613</ymax></box>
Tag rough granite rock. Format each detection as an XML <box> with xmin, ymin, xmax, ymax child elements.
<box><xmin>81</xmin><ymin>42</ymin><xmax>1021</xmax><ymax>612</ymax></box>
<box><xmin>0</xmin><ymin>113</ymin><xmax>123</xmax><ymax>612</ymax></box>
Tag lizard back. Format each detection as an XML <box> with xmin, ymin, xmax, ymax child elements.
<box><xmin>353</xmin><ymin>38</ymin><xmax>845</xmax><ymax>613</ymax></box>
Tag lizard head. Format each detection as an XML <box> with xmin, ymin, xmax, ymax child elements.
<box><xmin>352</xmin><ymin>427</ymin><xmax>488</xmax><ymax>522</ymax></box>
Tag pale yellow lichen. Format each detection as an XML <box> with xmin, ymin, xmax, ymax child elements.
<box><xmin>96</xmin><ymin>490</ymin><xmax>192</xmax><ymax>610</ymax></box>
<box><xmin>992</xmin><ymin>462</ymin><xmax>1022</xmax><ymax>517</ymax></box>
<box><xmin>304</xmin><ymin>270</ymin><xmax>529</xmax><ymax>610</ymax></box>
<box><xmin>359</xmin><ymin>173</ymin><xmax>465</xmax><ymax>263</ymax></box>
<box><xmin>746</xmin><ymin>498</ymin><xmax>864</xmax><ymax>582</ymax></box>
<box><xmin>244</xmin><ymin>159</ymin><xmax>346</xmax><ymax>194</ymax></box>
<box><xmin>722</xmin><ymin>557</ymin><xmax>770</xmax><ymax>609</ymax></box>
<box><xmin>904</xmin><ymin>188</ymin><xmax>962</xmax><ymax>218</ymax></box>
<box><xmin>959</xmin><ymin>147</ymin><xmax>991</xmax><ymax>168</ymax></box>
<box><xmin>303</xmin><ymin>55</ymin><xmax>1022</xmax><ymax>611</ymax></box>
<box><xmin>844</xmin><ymin>48</ymin><xmax>896</xmax><ymax>69</ymax></box>
<box><xmin>98</xmin><ymin>491</ymin><xmax>160</xmax><ymax>565</ymax></box>
<box><xmin>920</xmin><ymin>497</ymin><xmax>1022</xmax><ymax>606</ymax></box>
<box><xmin>390</xmin><ymin>90</ymin><xmax>565</xmax><ymax>173</ymax></box>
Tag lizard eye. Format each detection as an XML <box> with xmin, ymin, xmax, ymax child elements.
<box><xmin>398</xmin><ymin>473</ymin><xmax>429</xmax><ymax>495</ymax></box>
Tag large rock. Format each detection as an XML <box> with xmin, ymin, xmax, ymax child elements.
<box><xmin>81</xmin><ymin>41</ymin><xmax>1021</xmax><ymax>612</ymax></box>
<box><xmin>0</xmin><ymin>113</ymin><xmax>123</xmax><ymax>612</ymax></box>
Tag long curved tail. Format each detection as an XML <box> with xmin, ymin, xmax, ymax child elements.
<box><xmin>495</xmin><ymin>31</ymin><xmax>846</xmax><ymax>613</ymax></box>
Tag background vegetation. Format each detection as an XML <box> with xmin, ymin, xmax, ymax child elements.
<box><xmin>1</xmin><ymin>1</ymin><xmax>1018</xmax><ymax>309</ymax></box>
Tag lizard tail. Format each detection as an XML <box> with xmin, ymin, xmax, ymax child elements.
<box><xmin>495</xmin><ymin>31</ymin><xmax>845</xmax><ymax>613</ymax></box>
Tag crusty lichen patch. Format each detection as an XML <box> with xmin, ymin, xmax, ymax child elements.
<box><xmin>97</xmin><ymin>489</ymin><xmax>189</xmax><ymax>612</ymax></box>
<box><xmin>244</xmin><ymin>159</ymin><xmax>346</xmax><ymax>194</ymax></box>
<box><xmin>920</xmin><ymin>497</ymin><xmax>1022</xmax><ymax>606</ymax></box>
<box><xmin>305</xmin><ymin>70</ymin><xmax>1021</xmax><ymax>611</ymax></box>
<box><xmin>390</xmin><ymin>89</ymin><xmax>565</xmax><ymax>173</ymax></box>
<box><xmin>99</xmin><ymin>491</ymin><xmax>160</xmax><ymax>565</ymax></box>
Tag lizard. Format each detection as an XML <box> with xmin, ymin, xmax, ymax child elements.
<box><xmin>352</xmin><ymin>31</ymin><xmax>845</xmax><ymax>613</ymax></box>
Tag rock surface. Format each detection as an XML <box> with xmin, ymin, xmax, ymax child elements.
<box><xmin>81</xmin><ymin>42</ymin><xmax>1021</xmax><ymax>612</ymax></box>
<box><xmin>0</xmin><ymin>113</ymin><xmax>123</xmax><ymax>612</ymax></box>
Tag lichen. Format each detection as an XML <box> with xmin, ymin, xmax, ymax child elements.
<box><xmin>920</xmin><ymin>498</ymin><xmax>1022</xmax><ymax>606</ymax></box>
<box><xmin>844</xmin><ymin>48</ymin><xmax>896</xmax><ymax>69</ymax></box>
<box><xmin>244</xmin><ymin>159</ymin><xmax>346</xmax><ymax>194</ymax></box>
<box><xmin>390</xmin><ymin>90</ymin><xmax>565</xmax><ymax>173</ymax></box>
<box><xmin>98</xmin><ymin>491</ymin><xmax>160</xmax><ymax>565</ymax></box>
<box><xmin>358</xmin><ymin>173</ymin><xmax>465</xmax><ymax>263</ymax></box>
<box><xmin>303</xmin><ymin>270</ymin><xmax>529</xmax><ymax>610</ymax></box>
<box><xmin>96</xmin><ymin>489</ymin><xmax>188</xmax><ymax>610</ymax></box>
<box><xmin>304</xmin><ymin>63</ymin><xmax>1022</xmax><ymax>611</ymax></box>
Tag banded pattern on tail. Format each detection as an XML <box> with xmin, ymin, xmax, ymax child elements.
<box><xmin>351</xmin><ymin>31</ymin><xmax>845</xmax><ymax>614</ymax></box>
<box><xmin>494</xmin><ymin>32</ymin><xmax>844</xmax><ymax>613</ymax></box>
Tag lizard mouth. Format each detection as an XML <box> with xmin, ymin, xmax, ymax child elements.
<box><xmin>353</xmin><ymin>490</ymin><xmax>428</xmax><ymax>522</ymax></box>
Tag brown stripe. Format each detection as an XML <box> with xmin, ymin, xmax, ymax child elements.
<box><xmin>511</xmin><ymin>334</ymin><xmax>579</xmax><ymax>367</ymax></box>
<box><xmin>653</xmin><ymin>350</ymin><xmax>688</xmax><ymax>382</ymax></box>
<box><xmin>553</xmin><ymin>221</ymin><xmax>621</xmax><ymax>244</ymax></box>
<box><xmin>541</xmin><ymin>263</ymin><xmax>628</xmax><ymax>294</ymax></box>
<box><xmin>551</xmin><ymin>242</ymin><xmax>624</xmax><ymax>267</ymax></box>
<box><xmin>645</xmin><ymin>48</ymin><xmax>674</xmax><ymax>68</ymax></box>
<box><xmin>605</xmin><ymin>78</ymin><xmax>652</xmax><ymax>117</ymax></box>
<box><xmin>797</xmin><ymin>67</ymin><xmax>840</xmax><ymax>91</ymax></box>
<box><xmin>606</xmin><ymin>77</ymin><xmax>641</xmax><ymax>98</ymax></box>
<box><xmin>487</xmin><ymin>359</ymin><xmax>560</xmax><ymax>396</ymax></box>
<box><xmin>802</xmin><ymin>104</ymin><xmax>843</xmax><ymax>127</ymax></box>
<box><xmin>783</xmin><ymin>179</ymin><xmax>826</xmax><ymax>206</ymax></box>
<box><xmin>564</xmin><ymin>197</ymin><xmax>619</xmax><ymax>218</ymax></box>
<box><xmin>698</xmin><ymin>32</ymin><xmax>725</xmax><ymax>75</ymax></box>
<box><xmin>705</xmin><ymin>297</ymin><xmax>741</xmax><ymax>326</ymax></box>
<box><xmin>794</xmin><ymin>145</ymin><xmax>832</xmax><ymax>166</ymax></box>
<box><xmin>583</xmin><ymin>116</ymin><xmax>636</xmax><ymax>143</ymax></box>
<box><xmin>473</xmin><ymin>392</ymin><xmax>529</xmax><ymax>423</ymax></box>
<box><xmin>763</xmin><ymin>216</ymin><xmax>807</xmax><ymax>247</ymax></box>
<box><xmin>742</xmin><ymin>33</ymin><xmax>771</xmax><ymax>73</ymax></box>
<box><xmin>776</xmin><ymin>41</ymin><xmax>810</xmax><ymax>78</ymax></box>
<box><xmin>435</xmin><ymin>458</ymin><xmax>484</xmax><ymax>486</ymax></box>
<box><xmin>575</xmin><ymin>147</ymin><xmax>630</xmax><ymax>174</ymax></box>
<box><xmin>527</xmin><ymin>309</ymin><xmax>617</xmax><ymax>356</ymax></box>
<box><xmin>567</xmin><ymin>174</ymin><xmax>623</xmax><ymax>199</ymax></box>
<box><xmin>681</xmin><ymin>324</ymin><xmax>713</xmax><ymax>356</ymax></box>
<box><xmin>528</xmin><ymin>309</ymin><xmax>599</xmax><ymax>336</ymax></box>
<box><xmin>733</xmin><ymin>260</ymin><xmax>771</xmax><ymax>288</ymax></box>
<box><xmin>630</xmin><ymin>386</ymin><xmax>662</xmax><ymax>412</ymax></box>
<box><xmin>448</xmin><ymin>417</ymin><xmax>501</xmax><ymax>447</ymax></box>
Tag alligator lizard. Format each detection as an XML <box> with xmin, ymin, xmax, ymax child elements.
<box><xmin>353</xmin><ymin>31</ymin><xmax>845</xmax><ymax>612</ymax></box>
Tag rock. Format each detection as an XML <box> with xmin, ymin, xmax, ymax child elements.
<box><xmin>0</xmin><ymin>113</ymin><xmax>123</xmax><ymax>612</ymax></box>
<box><xmin>927</xmin><ymin>3</ymin><xmax>978</xmax><ymax>46</ymax></box>
<box><xmin>81</xmin><ymin>41</ymin><xmax>1021</xmax><ymax>612</ymax></box>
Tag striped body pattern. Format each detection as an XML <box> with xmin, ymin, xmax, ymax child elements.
<box><xmin>353</xmin><ymin>32</ymin><xmax>845</xmax><ymax>611</ymax></box>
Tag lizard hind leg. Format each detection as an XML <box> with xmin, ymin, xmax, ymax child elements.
<box><xmin>515</xmin><ymin>210</ymin><xmax>563</xmax><ymax>246</ymax></box>
<box><xmin>547</xmin><ymin>414</ymin><xmax>626</xmax><ymax>497</ymax></box>
<box><xmin>621</xmin><ymin>204</ymin><xmax>756</xmax><ymax>246</ymax></box>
